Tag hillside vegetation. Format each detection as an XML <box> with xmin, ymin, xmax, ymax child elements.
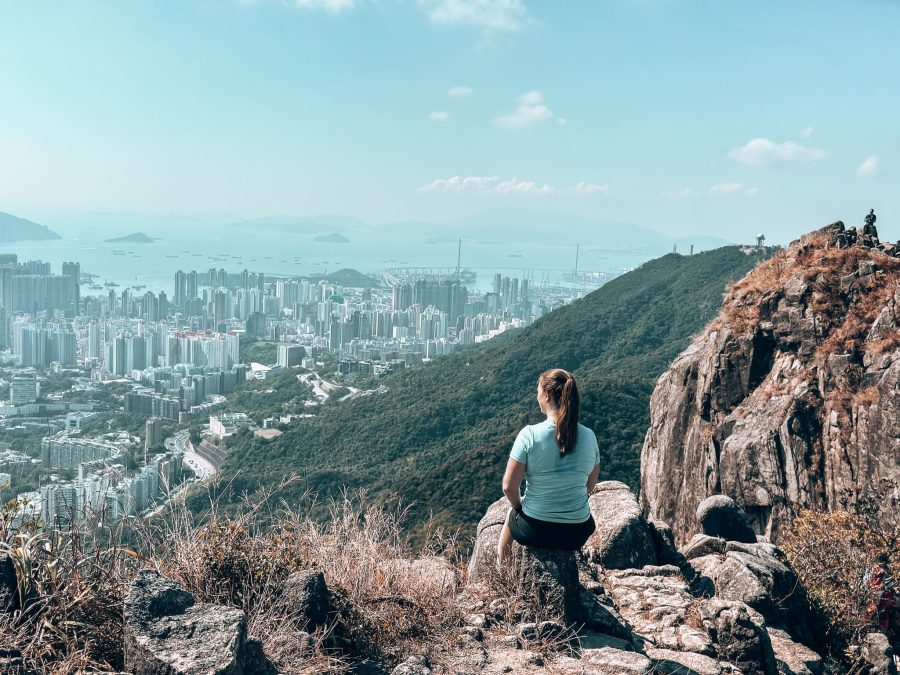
<box><xmin>209</xmin><ymin>247</ymin><xmax>770</xmax><ymax>536</ymax></box>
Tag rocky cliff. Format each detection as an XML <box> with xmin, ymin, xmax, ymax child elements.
<box><xmin>640</xmin><ymin>223</ymin><xmax>900</xmax><ymax>544</ymax></box>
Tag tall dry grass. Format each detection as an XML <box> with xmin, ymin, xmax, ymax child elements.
<box><xmin>0</xmin><ymin>481</ymin><xmax>468</xmax><ymax>674</ymax></box>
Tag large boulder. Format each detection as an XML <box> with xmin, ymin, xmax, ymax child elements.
<box><xmin>689</xmin><ymin>544</ymin><xmax>818</xmax><ymax>647</ymax></box>
<box><xmin>767</xmin><ymin>628</ymin><xmax>823</xmax><ymax>675</ymax></box>
<box><xmin>585</xmin><ymin>482</ymin><xmax>657</xmax><ymax>569</ymax></box>
<box><xmin>279</xmin><ymin>570</ymin><xmax>330</xmax><ymax>630</ymax></box>
<box><xmin>696</xmin><ymin>495</ymin><xmax>757</xmax><ymax>544</ymax></box>
<box><xmin>681</xmin><ymin>534</ymin><xmax>728</xmax><ymax>561</ymax></box>
<box><xmin>468</xmin><ymin>497</ymin><xmax>587</xmax><ymax>623</ymax></box>
<box><xmin>510</xmin><ymin>544</ymin><xmax>582</xmax><ymax>623</ymax></box>
<box><xmin>466</xmin><ymin>497</ymin><xmax>511</xmax><ymax>585</ymax></box>
<box><xmin>699</xmin><ymin>598</ymin><xmax>778</xmax><ymax>675</ymax></box>
<box><xmin>124</xmin><ymin>569</ymin><xmax>266</xmax><ymax>675</ymax></box>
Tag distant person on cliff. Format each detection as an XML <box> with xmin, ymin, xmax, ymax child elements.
<box><xmin>863</xmin><ymin>209</ymin><xmax>879</xmax><ymax>244</ymax></box>
<box><xmin>497</xmin><ymin>369</ymin><xmax>600</xmax><ymax>565</ymax></box>
<box><xmin>865</xmin><ymin>209</ymin><xmax>877</xmax><ymax>231</ymax></box>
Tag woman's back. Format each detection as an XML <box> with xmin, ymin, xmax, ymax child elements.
<box><xmin>510</xmin><ymin>420</ymin><xmax>599</xmax><ymax>523</ymax></box>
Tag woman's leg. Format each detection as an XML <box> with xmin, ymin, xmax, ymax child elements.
<box><xmin>497</xmin><ymin>509</ymin><xmax>515</xmax><ymax>566</ymax></box>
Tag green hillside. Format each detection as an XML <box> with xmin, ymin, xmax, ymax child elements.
<box><xmin>208</xmin><ymin>246</ymin><xmax>770</xmax><ymax>537</ymax></box>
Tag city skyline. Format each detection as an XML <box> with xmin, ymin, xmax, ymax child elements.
<box><xmin>1</xmin><ymin>0</ymin><xmax>897</xmax><ymax>246</ymax></box>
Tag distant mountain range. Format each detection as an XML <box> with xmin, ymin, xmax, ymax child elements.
<box><xmin>0</xmin><ymin>211</ymin><xmax>61</xmax><ymax>243</ymax></box>
<box><xmin>230</xmin><ymin>209</ymin><xmax>733</xmax><ymax>253</ymax></box>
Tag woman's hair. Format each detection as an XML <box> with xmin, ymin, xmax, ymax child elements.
<box><xmin>538</xmin><ymin>368</ymin><xmax>580</xmax><ymax>456</ymax></box>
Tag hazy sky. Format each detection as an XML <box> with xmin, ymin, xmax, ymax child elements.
<box><xmin>0</xmin><ymin>0</ymin><xmax>897</xmax><ymax>243</ymax></box>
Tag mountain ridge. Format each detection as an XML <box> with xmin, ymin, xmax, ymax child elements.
<box><xmin>206</xmin><ymin>244</ymin><xmax>771</xmax><ymax>536</ymax></box>
<box><xmin>0</xmin><ymin>211</ymin><xmax>61</xmax><ymax>243</ymax></box>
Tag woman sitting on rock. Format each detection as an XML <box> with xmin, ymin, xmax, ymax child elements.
<box><xmin>497</xmin><ymin>368</ymin><xmax>600</xmax><ymax>565</ymax></box>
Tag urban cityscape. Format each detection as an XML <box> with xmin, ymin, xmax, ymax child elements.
<box><xmin>0</xmin><ymin>251</ymin><xmax>618</xmax><ymax>530</ymax></box>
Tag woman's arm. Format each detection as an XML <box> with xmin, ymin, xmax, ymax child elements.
<box><xmin>586</xmin><ymin>463</ymin><xmax>600</xmax><ymax>495</ymax></box>
<box><xmin>502</xmin><ymin>458</ymin><xmax>527</xmax><ymax>510</ymax></box>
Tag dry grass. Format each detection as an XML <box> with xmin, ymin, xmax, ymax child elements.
<box><xmin>0</xmin><ymin>484</ymin><xmax>469</xmax><ymax>674</ymax></box>
<box><xmin>0</xmin><ymin>502</ymin><xmax>132</xmax><ymax>672</ymax></box>
<box><xmin>782</xmin><ymin>479</ymin><xmax>900</xmax><ymax>658</ymax></box>
<box><xmin>712</xmin><ymin>232</ymin><xmax>900</xmax><ymax>356</ymax></box>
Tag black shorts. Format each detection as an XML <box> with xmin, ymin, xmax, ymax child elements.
<box><xmin>507</xmin><ymin>508</ymin><xmax>595</xmax><ymax>551</ymax></box>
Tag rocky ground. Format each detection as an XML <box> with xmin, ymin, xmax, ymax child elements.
<box><xmin>3</xmin><ymin>483</ymin><xmax>891</xmax><ymax>674</ymax></box>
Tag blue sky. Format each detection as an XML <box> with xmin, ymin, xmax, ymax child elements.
<box><xmin>0</xmin><ymin>0</ymin><xmax>897</xmax><ymax>244</ymax></box>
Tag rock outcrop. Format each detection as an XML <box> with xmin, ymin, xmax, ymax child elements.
<box><xmin>124</xmin><ymin>570</ymin><xmax>273</xmax><ymax>675</ymax></box>
<box><xmin>458</xmin><ymin>484</ymin><xmax>825</xmax><ymax>675</ymax></box>
<box><xmin>641</xmin><ymin>224</ymin><xmax>900</xmax><ymax>543</ymax></box>
<box><xmin>585</xmin><ymin>481</ymin><xmax>658</xmax><ymax>570</ymax></box>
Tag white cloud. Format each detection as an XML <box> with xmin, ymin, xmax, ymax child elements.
<box><xmin>727</xmin><ymin>137</ymin><xmax>827</xmax><ymax>166</ymax></box>
<box><xmin>417</xmin><ymin>175</ymin><xmax>553</xmax><ymax>195</ymax></box>
<box><xmin>556</xmin><ymin>117</ymin><xmax>567</xmax><ymax>126</ymax></box>
<box><xmin>292</xmin><ymin>0</ymin><xmax>356</xmax><ymax>12</ymax></box>
<box><xmin>572</xmin><ymin>181</ymin><xmax>608</xmax><ymax>195</ymax></box>
<box><xmin>417</xmin><ymin>176</ymin><xmax>498</xmax><ymax>192</ymax></box>
<box><xmin>449</xmin><ymin>85</ymin><xmax>474</xmax><ymax>97</ymax></box>
<box><xmin>418</xmin><ymin>176</ymin><xmax>612</xmax><ymax>195</ymax></box>
<box><xmin>429</xmin><ymin>111</ymin><xmax>450</xmax><ymax>122</ymax></box>
<box><xmin>416</xmin><ymin>0</ymin><xmax>528</xmax><ymax>32</ymax></box>
<box><xmin>661</xmin><ymin>187</ymin><xmax>697</xmax><ymax>198</ymax></box>
<box><xmin>493</xmin><ymin>90</ymin><xmax>553</xmax><ymax>129</ymax></box>
<box><xmin>801</xmin><ymin>126</ymin><xmax>814</xmax><ymax>138</ymax></box>
<box><xmin>857</xmin><ymin>155</ymin><xmax>880</xmax><ymax>177</ymax></box>
<box><xmin>495</xmin><ymin>178</ymin><xmax>554</xmax><ymax>194</ymax></box>
<box><xmin>709</xmin><ymin>182</ymin><xmax>758</xmax><ymax>196</ymax></box>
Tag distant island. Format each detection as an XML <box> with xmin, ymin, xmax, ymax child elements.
<box><xmin>0</xmin><ymin>211</ymin><xmax>61</xmax><ymax>243</ymax></box>
<box><xmin>310</xmin><ymin>268</ymin><xmax>381</xmax><ymax>288</ymax></box>
<box><xmin>105</xmin><ymin>232</ymin><xmax>155</xmax><ymax>243</ymax></box>
<box><xmin>313</xmin><ymin>233</ymin><xmax>350</xmax><ymax>244</ymax></box>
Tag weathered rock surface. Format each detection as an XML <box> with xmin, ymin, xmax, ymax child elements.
<box><xmin>509</xmin><ymin>541</ymin><xmax>583</xmax><ymax>623</ymax></box>
<box><xmin>585</xmin><ymin>481</ymin><xmax>657</xmax><ymax>570</ymax></box>
<box><xmin>392</xmin><ymin>655</ymin><xmax>433</xmax><ymax>675</ymax></box>
<box><xmin>124</xmin><ymin>569</ymin><xmax>268</xmax><ymax>675</ymax></box>
<box><xmin>580</xmin><ymin>647</ymin><xmax>653</xmax><ymax>674</ymax></box>
<box><xmin>689</xmin><ymin>542</ymin><xmax>817</xmax><ymax>647</ymax></box>
<box><xmin>467</xmin><ymin>496</ymin><xmax>511</xmax><ymax>585</ymax></box>
<box><xmin>699</xmin><ymin>598</ymin><xmax>778</xmax><ymax>675</ymax></box>
<box><xmin>641</xmin><ymin>226</ymin><xmax>900</xmax><ymax>544</ymax></box>
<box><xmin>604</xmin><ymin>566</ymin><xmax>713</xmax><ymax>655</ymax></box>
<box><xmin>767</xmin><ymin>628</ymin><xmax>823</xmax><ymax>675</ymax></box>
<box><xmin>279</xmin><ymin>569</ymin><xmax>330</xmax><ymax>630</ymax></box>
<box><xmin>860</xmin><ymin>632</ymin><xmax>898</xmax><ymax>675</ymax></box>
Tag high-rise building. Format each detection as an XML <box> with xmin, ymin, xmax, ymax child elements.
<box><xmin>276</xmin><ymin>344</ymin><xmax>305</xmax><ymax>368</ymax></box>
<box><xmin>174</xmin><ymin>270</ymin><xmax>187</xmax><ymax>306</ymax></box>
<box><xmin>62</xmin><ymin>262</ymin><xmax>80</xmax><ymax>312</ymax></box>
<box><xmin>144</xmin><ymin>417</ymin><xmax>162</xmax><ymax>452</ymax></box>
<box><xmin>10</xmin><ymin>376</ymin><xmax>39</xmax><ymax>405</ymax></box>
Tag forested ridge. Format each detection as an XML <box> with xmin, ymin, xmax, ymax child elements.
<box><xmin>206</xmin><ymin>246</ymin><xmax>771</xmax><ymax>537</ymax></box>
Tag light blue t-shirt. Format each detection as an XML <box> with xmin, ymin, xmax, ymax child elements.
<box><xmin>510</xmin><ymin>421</ymin><xmax>600</xmax><ymax>523</ymax></box>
